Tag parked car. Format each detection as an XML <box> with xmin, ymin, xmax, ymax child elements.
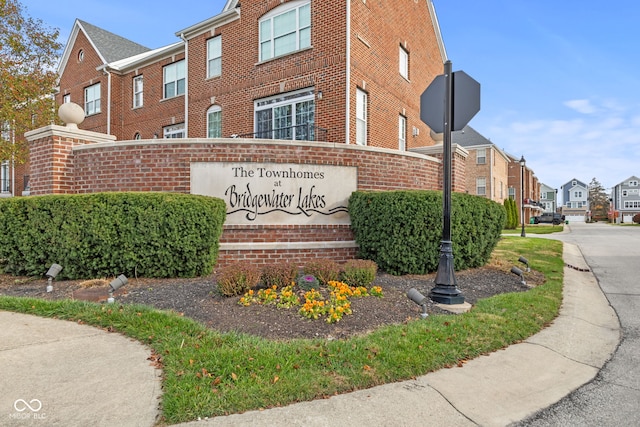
<box><xmin>533</xmin><ymin>213</ymin><xmax>564</xmax><ymax>225</ymax></box>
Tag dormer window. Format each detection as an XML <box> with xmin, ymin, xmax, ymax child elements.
<box><xmin>259</xmin><ymin>1</ymin><xmax>311</xmax><ymax>61</ymax></box>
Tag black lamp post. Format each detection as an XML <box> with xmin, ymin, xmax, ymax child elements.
<box><xmin>520</xmin><ymin>155</ymin><xmax>526</xmax><ymax>237</ymax></box>
<box><xmin>428</xmin><ymin>61</ymin><xmax>464</xmax><ymax>305</ymax></box>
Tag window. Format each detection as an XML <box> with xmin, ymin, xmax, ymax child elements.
<box><xmin>356</xmin><ymin>88</ymin><xmax>367</xmax><ymax>146</ymax></box>
<box><xmin>630</xmin><ymin>180</ymin><xmax>638</xmax><ymax>186</ymax></box>
<box><xmin>622</xmin><ymin>190</ymin><xmax>628</xmax><ymax>197</ymax></box>
<box><xmin>399</xmin><ymin>45</ymin><xmax>409</xmax><ymax>79</ymax></box>
<box><xmin>477</xmin><ymin>148</ymin><xmax>486</xmax><ymax>164</ymax></box>
<box><xmin>84</xmin><ymin>83</ymin><xmax>101</xmax><ymax>115</ymax></box>
<box><xmin>1</xmin><ymin>161</ymin><xmax>9</xmax><ymax>193</ymax></box>
<box><xmin>134</xmin><ymin>132</ymin><xmax>141</xmax><ymax>140</ymax></box>
<box><xmin>508</xmin><ymin>187</ymin><xmax>515</xmax><ymax>199</ymax></box>
<box><xmin>133</xmin><ymin>76</ymin><xmax>143</xmax><ymax>108</ymax></box>
<box><xmin>207</xmin><ymin>36</ymin><xmax>222</xmax><ymax>78</ymax></box>
<box><xmin>254</xmin><ymin>89</ymin><xmax>315</xmax><ymax>140</ymax></box>
<box><xmin>207</xmin><ymin>106</ymin><xmax>222</xmax><ymax>138</ymax></box>
<box><xmin>62</xmin><ymin>94</ymin><xmax>70</xmax><ymax>104</ymax></box>
<box><xmin>163</xmin><ymin>123</ymin><xmax>185</xmax><ymax>138</ymax></box>
<box><xmin>624</xmin><ymin>201</ymin><xmax>640</xmax><ymax>208</ymax></box>
<box><xmin>163</xmin><ymin>60</ymin><xmax>185</xmax><ymax>99</ymax></box>
<box><xmin>259</xmin><ymin>1</ymin><xmax>311</xmax><ymax>61</ymax></box>
<box><xmin>574</xmin><ymin>191</ymin><xmax>582</xmax><ymax>198</ymax></box>
<box><xmin>398</xmin><ymin>115</ymin><xmax>406</xmax><ymax>151</ymax></box>
<box><xmin>476</xmin><ymin>177</ymin><xmax>486</xmax><ymax>196</ymax></box>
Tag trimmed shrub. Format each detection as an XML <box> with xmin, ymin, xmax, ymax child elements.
<box><xmin>349</xmin><ymin>190</ymin><xmax>506</xmax><ymax>275</ymax></box>
<box><xmin>341</xmin><ymin>259</ymin><xmax>378</xmax><ymax>287</ymax></box>
<box><xmin>217</xmin><ymin>263</ymin><xmax>261</xmax><ymax>297</ymax></box>
<box><xmin>633</xmin><ymin>213</ymin><xmax>640</xmax><ymax>224</ymax></box>
<box><xmin>0</xmin><ymin>192</ymin><xmax>226</xmax><ymax>279</ymax></box>
<box><xmin>261</xmin><ymin>262</ymin><xmax>298</xmax><ymax>287</ymax></box>
<box><xmin>302</xmin><ymin>259</ymin><xmax>341</xmax><ymax>286</ymax></box>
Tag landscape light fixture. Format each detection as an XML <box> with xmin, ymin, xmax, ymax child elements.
<box><xmin>45</xmin><ymin>263</ymin><xmax>63</xmax><ymax>292</ymax></box>
<box><xmin>107</xmin><ymin>274</ymin><xmax>128</xmax><ymax>303</ymax></box>
<box><xmin>407</xmin><ymin>288</ymin><xmax>429</xmax><ymax>319</ymax></box>
<box><xmin>518</xmin><ymin>256</ymin><xmax>530</xmax><ymax>272</ymax></box>
<box><xmin>510</xmin><ymin>266</ymin><xmax>526</xmax><ymax>286</ymax></box>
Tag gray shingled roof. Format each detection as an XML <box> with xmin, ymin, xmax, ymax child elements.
<box><xmin>452</xmin><ymin>125</ymin><xmax>493</xmax><ymax>148</ymax></box>
<box><xmin>78</xmin><ymin>20</ymin><xmax>150</xmax><ymax>63</ymax></box>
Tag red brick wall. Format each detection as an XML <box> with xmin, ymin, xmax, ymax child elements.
<box><xmin>26</xmin><ymin>129</ymin><xmax>448</xmax><ymax>268</ymax></box>
<box><xmin>350</xmin><ymin>0</ymin><xmax>443</xmax><ymax>149</ymax></box>
<box><xmin>185</xmin><ymin>0</ymin><xmax>348</xmax><ymax>142</ymax></box>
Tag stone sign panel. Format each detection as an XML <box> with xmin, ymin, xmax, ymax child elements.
<box><xmin>191</xmin><ymin>162</ymin><xmax>358</xmax><ymax>225</ymax></box>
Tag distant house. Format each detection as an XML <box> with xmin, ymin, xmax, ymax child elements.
<box><xmin>560</xmin><ymin>178</ymin><xmax>588</xmax><ymax>223</ymax></box>
<box><xmin>503</xmin><ymin>153</ymin><xmax>541</xmax><ymax>225</ymax></box>
<box><xmin>539</xmin><ymin>183</ymin><xmax>558</xmax><ymax>213</ymax></box>
<box><xmin>611</xmin><ymin>175</ymin><xmax>640</xmax><ymax>223</ymax></box>
<box><xmin>451</xmin><ymin>126</ymin><xmax>510</xmax><ymax>204</ymax></box>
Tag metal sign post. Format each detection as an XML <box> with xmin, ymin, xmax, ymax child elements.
<box><xmin>420</xmin><ymin>60</ymin><xmax>480</xmax><ymax>304</ymax></box>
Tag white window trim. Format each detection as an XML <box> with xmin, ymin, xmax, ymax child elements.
<box><xmin>133</xmin><ymin>75</ymin><xmax>143</xmax><ymax>108</ymax></box>
<box><xmin>253</xmin><ymin>88</ymin><xmax>315</xmax><ymax>140</ymax></box>
<box><xmin>163</xmin><ymin>60</ymin><xmax>185</xmax><ymax>99</ymax></box>
<box><xmin>163</xmin><ymin>123</ymin><xmax>185</xmax><ymax>139</ymax></box>
<box><xmin>399</xmin><ymin>45</ymin><xmax>409</xmax><ymax>79</ymax></box>
<box><xmin>356</xmin><ymin>88</ymin><xmax>367</xmax><ymax>146</ymax></box>
<box><xmin>1</xmin><ymin>161</ymin><xmax>9</xmax><ymax>193</ymax></box>
<box><xmin>259</xmin><ymin>0</ymin><xmax>311</xmax><ymax>62</ymax></box>
<box><xmin>62</xmin><ymin>94</ymin><xmax>71</xmax><ymax>104</ymax></box>
<box><xmin>398</xmin><ymin>115</ymin><xmax>406</xmax><ymax>151</ymax></box>
<box><xmin>477</xmin><ymin>148</ymin><xmax>486</xmax><ymax>164</ymax></box>
<box><xmin>207</xmin><ymin>36</ymin><xmax>222</xmax><ymax>78</ymax></box>
<box><xmin>207</xmin><ymin>106</ymin><xmax>222</xmax><ymax>138</ymax></box>
<box><xmin>476</xmin><ymin>177</ymin><xmax>486</xmax><ymax>196</ymax></box>
<box><xmin>84</xmin><ymin>83</ymin><xmax>101</xmax><ymax>116</ymax></box>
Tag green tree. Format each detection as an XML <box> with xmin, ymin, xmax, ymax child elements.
<box><xmin>588</xmin><ymin>177</ymin><xmax>610</xmax><ymax>221</ymax></box>
<box><xmin>0</xmin><ymin>0</ymin><xmax>62</xmax><ymax>163</ymax></box>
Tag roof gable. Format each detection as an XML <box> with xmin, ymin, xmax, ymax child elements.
<box><xmin>57</xmin><ymin>19</ymin><xmax>151</xmax><ymax>81</ymax></box>
<box><xmin>77</xmin><ymin>20</ymin><xmax>150</xmax><ymax>63</ymax></box>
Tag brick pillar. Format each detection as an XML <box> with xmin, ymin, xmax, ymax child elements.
<box><xmin>25</xmin><ymin>125</ymin><xmax>116</xmax><ymax>195</ymax></box>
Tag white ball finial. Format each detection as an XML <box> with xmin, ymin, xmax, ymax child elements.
<box><xmin>58</xmin><ymin>102</ymin><xmax>85</xmax><ymax>129</ymax></box>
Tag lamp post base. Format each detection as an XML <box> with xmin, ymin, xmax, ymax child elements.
<box><xmin>429</xmin><ymin>240</ymin><xmax>465</xmax><ymax>305</ymax></box>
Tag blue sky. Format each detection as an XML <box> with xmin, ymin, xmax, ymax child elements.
<box><xmin>25</xmin><ymin>0</ymin><xmax>640</xmax><ymax>192</ymax></box>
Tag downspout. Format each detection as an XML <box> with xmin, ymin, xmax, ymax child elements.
<box><xmin>107</xmin><ymin>70</ymin><xmax>111</xmax><ymax>135</ymax></box>
<box><xmin>345</xmin><ymin>0</ymin><xmax>351</xmax><ymax>144</ymax></box>
<box><xmin>11</xmin><ymin>120</ymin><xmax>15</xmax><ymax>196</ymax></box>
<box><xmin>180</xmin><ymin>33</ymin><xmax>189</xmax><ymax>137</ymax></box>
<box><xmin>98</xmin><ymin>65</ymin><xmax>112</xmax><ymax>135</ymax></box>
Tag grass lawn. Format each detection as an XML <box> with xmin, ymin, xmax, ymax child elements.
<box><xmin>0</xmin><ymin>237</ymin><xmax>563</xmax><ymax>425</ymax></box>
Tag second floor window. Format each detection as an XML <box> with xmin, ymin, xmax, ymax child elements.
<box><xmin>259</xmin><ymin>1</ymin><xmax>311</xmax><ymax>61</ymax></box>
<box><xmin>163</xmin><ymin>60</ymin><xmax>185</xmax><ymax>99</ymax></box>
<box><xmin>63</xmin><ymin>94</ymin><xmax>70</xmax><ymax>103</ymax></box>
<box><xmin>133</xmin><ymin>76</ymin><xmax>143</xmax><ymax>108</ymax></box>
<box><xmin>207</xmin><ymin>36</ymin><xmax>222</xmax><ymax>78</ymax></box>
<box><xmin>84</xmin><ymin>83</ymin><xmax>101</xmax><ymax>115</ymax></box>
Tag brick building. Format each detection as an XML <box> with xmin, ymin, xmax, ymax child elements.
<box><xmin>56</xmin><ymin>0</ymin><xmax>447</xmax><ymax>149</ymax></box>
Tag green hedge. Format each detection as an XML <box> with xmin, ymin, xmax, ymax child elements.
<box><xmin>349</xmin><ymin>190</ymin><xmax>506</xmax><ymax>275</ymax></box>
<box><xmin>0</xmin><ymin>192</ymin><xmax>226</xmax><ymax>279</ymax></box>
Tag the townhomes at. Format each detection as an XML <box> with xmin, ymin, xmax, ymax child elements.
<box><xmin>610</xmin><ymin>175</ymin><xmax>640</xmax><ymax>223</ymax></box>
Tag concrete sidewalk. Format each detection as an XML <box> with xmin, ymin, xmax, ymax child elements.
<box><xmin>0</xmin><ymin>243</ymin><xmax>620</xmax><ymax>427</ymax></box>
<box><xmin>0</xmin><ymin>313</ymin><xmax>162</xmax><ymax>426</ymax></box>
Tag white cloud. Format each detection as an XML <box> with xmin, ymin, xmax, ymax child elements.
<box><xmin>564</xmin><ymin>99</ymin><xmax>597</xmax><ymax>114</ymax></box>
